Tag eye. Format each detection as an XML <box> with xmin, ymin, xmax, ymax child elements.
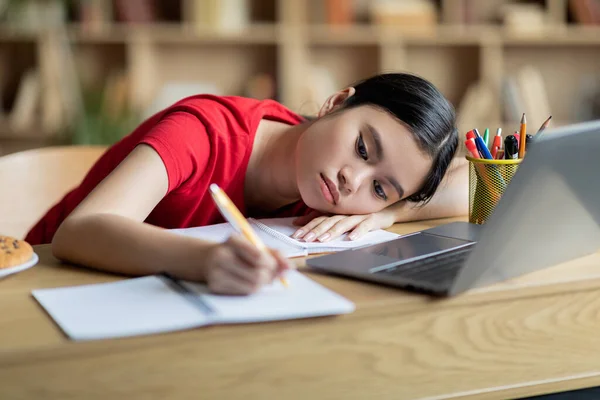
<box><xmin>356</xmin><ymin>134</ymin><xmax>368</xmax><ymax>160</ymax></box>
<box><xmin>373</xmin><ymin>180</ymin><xmax>387</xmax><ymax>201</ymax></box>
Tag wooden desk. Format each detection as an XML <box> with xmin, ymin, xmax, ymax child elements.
<box><xmin>2</xmin><ymin>217</ymin><xmax>600</xmax><ymax>400</ymax></box>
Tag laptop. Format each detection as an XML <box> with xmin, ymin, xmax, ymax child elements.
<box><xmin>307</xmin><ymin>119</ymin><xmax>600</xmax><ymax>296</ymax></box>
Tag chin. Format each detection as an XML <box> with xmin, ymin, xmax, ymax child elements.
<box><xmin>300</xmin><ymin>192</ymin><xmax>331</xmax><ymax>213</ymax></box>
<box><xmin>298</xmin><ymin>182</ymin><xmax>331</xmax><ymax>212</ymax></box>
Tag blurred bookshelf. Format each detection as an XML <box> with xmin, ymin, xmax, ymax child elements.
<box><xmin>0</xmin><ymin>0</ymin><xmax>600</xmax><ymax>155</ymax></box>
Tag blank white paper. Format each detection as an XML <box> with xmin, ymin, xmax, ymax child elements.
<box><xmin>32</xmin><ymin>276</ymin><xmax>209</xmax><ymax>341</ymax></box>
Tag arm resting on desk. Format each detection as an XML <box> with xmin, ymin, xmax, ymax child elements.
<box><xmin>51</xmin><ymin>144</ymin><xmax>212</xmax><ymax>282</ymax></box>
<box><xmin>52</xmin><ymin>144</ymin><xmax>289</xmax><ymax>295</ymax></box>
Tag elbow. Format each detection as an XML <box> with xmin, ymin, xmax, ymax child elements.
<box><xmin>51</xmin><ymin>217</ymin><xmax>81</xmax><ymax>262</ymax></box>
<box><xmin>51</xmin><ymin>223</ymin><xmax>69</xmax><ymax>262</ymax></box>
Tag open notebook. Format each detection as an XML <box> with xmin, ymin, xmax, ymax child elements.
<box><xmin>32</xmin><ymin>270</ymin><xmax>355</xmax><ymax>341</ymax></box>
<box><xmin>169</xmin><ymin>217</ymin><xmax>401</xmax><ymax>258</ymax></box>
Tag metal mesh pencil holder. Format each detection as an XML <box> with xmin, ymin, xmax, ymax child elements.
<box><xmin>467</xmin><ymin>156</ymin><xmax>522</xmax><ymax>224</ymax></box>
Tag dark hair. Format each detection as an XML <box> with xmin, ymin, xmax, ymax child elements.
<box><xmin>339</xmin><ymin>73</ymin><xmax>458</xmax><ymax>205</ymax></box>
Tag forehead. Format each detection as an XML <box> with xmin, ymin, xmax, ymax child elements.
<box><xmin>348</xmin><ymin>105</ymin><xmax>433</xmax><ymax>195</ymax></box>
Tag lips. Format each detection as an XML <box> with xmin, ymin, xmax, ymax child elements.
<box><xmin>320</xmin><ymin>173</ymin><xmax>340</xmax><ymax>205</ymax></box>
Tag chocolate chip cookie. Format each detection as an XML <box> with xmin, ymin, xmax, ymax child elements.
<box><xmin>0</xmin><ymin>236</ymin><xmax>34</xmax><ymax>268</ymax></box>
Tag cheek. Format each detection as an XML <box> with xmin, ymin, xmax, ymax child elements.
<box><xmin>305</xmin><ymin>120</ymin><xmax>350</xmax><ymax>155</ymax></box>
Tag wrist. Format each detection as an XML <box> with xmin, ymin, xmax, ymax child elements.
<box><xmin>384</xmin><ymin>201</ymin><xmax>410</xmax><ymax>223</ymax></box>
<box><xmin>171</xmin><ymin>240</ymin><xmax>217</xmax><ymax>282</ymax></box>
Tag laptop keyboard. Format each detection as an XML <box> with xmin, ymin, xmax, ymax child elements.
<box><xmin>376</xmin><ymin>245</ymin><xmax>474</xmax><ymax>292</ymax></box>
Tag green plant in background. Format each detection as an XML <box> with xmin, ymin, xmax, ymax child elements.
<box><xmin>2</xmin><ymin>0</ymin><xmax>140</xmax><ymax>145</ymax></box>
<box><xmin>68</xmin><ymin>85</ymin><xmax>140</xmax><ymax>145</ymax></box>
<box><xmin>1</xmin><ymin>0</ymin><xmax>71</xmax><ymax>30</ymax></box>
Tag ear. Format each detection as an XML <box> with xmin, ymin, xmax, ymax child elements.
<box><xmin>317</xmin><ymin>87</ymin><xmax>356</xmax><ymax>118</ymax></box>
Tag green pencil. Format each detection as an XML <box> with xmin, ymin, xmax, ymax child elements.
<box><xmin>483</xmin><ymin>128</ymin><xmax>489</xmax><ymax>147</ymax></box>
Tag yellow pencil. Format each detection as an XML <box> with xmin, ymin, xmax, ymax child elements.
<box><xmin>518</xmin><ymin>113</ymin><xmax>527</xmax><ymax>159</ymax></box>
<box><xmin>209</xmin><ymin>183</ymin><xmax>289</xmax><ymax>287</ymax></box>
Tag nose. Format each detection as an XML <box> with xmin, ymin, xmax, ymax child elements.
<box><xmin>338</xmin><ymin>166</ymin><xmax>367</xmax><ymax>195</ymax></box>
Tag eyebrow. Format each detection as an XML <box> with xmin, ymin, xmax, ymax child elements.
<box><xmin>366</xmin><ymin>123</ymin><xmax>404</xmax><ymax>199</ymax></box>
<box><xmin>387</xmin><ymin>175</ymin><xmax>404</xmax><ymax>200</ymax></box>
<box><xmin>367</xmin><ymin>123</ymin><xmax>384</xmax><ymax>161</ymax></box>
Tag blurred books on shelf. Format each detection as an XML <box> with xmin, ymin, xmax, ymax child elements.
<box><xmin>441</xmin><ymin>0</ymin><xmax>470</xmax><ymax>25</ymax></box>
<box><xmin>569</xmin><ymin>0</ymin><xmax>600</xmax><ymax>25</ymax></box>
<box><xmin>77</xmin><ymin>0</ymin><xmax>113</xmax><ymax>33</ymax></box>
<box><xmin>297</xmin><ymin>66</ymin><xmax>339</xmax><ymax>116</ymax></box>
<box><xmin>142</xmin><ymin>81</ymin><xmax>222</xmax><ymax>120</ymax></box>
<box><xmin>325</xmin><ymin>0</ymin><xmax>354</xmax><ymax>26</ymax></box>
<box><xmin>369</xmin><ymin>0</ymin><xmax>437</xmax><ymax>32</ymax></box>
<box><xmin>101</xmin><ymin>70</ymin><xmax>130</xmax><ymax>121</ymax></box>
<box><xmin>456</xmin><ymin>80</ymin><xmax>495</xmax><ymax>135</ymax></box>
<box><xmin>114</xmin><ymin>0</ymin><xmax>158</xmax><ymax>24</ymax></box>
<box><xmin>501</xmin><ymin>3</ymin><xmax>547</xmax><ymax>35</ymax></box>
<box><xmin>458</xmin><ymin>65</ymin><xmax>555</xmax><ymax>138</ymax></box>
<box><xmin>575</xmin><ymin>74</ymin><xmax>600</xmax><ymax>121</ymax></box>
<box><xmin>243</xmin><ymin>73</ymin><xmax>276</xmax><ymax>101</ymax></box>
<box><xmin>502</xmin><ymin>66</ymin><xmax>551</xmax><ymax>128</ymax></box>
<box><xmin>39</xmin><ymin>27</ymin><xmax>83</xmax><ymax>137</ymax></box>
<box><xmin>7</xmin><ymin>68</ymin><xmax>40</xmax><ymax>135</ymax></box>
<box><xmin>186</xmin><ymin>0</ymin><xmax>250</xmax><ymax>33</ymax></box>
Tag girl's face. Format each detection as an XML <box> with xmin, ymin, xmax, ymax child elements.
<box><xmin>295</xmin><ymin>89</ymin><xmax>433</xmax><ymax>215</ymax></box>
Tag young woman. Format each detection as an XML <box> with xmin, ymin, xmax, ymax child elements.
<box><xmin>27</xmin><ymin>73</ymin><xmax>467</xmax><ymax>295</ymax></box>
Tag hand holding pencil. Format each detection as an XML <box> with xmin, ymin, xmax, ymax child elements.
<box><xmin>206</xmin><ymin>183</ymin><xmax>292</xmax><ymax>295</ymax></box>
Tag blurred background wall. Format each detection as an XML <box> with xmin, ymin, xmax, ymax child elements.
<box><xmin>0</xmin><ymin>0</ymin><xmax>599</xmax><ymax>155</ymax></box>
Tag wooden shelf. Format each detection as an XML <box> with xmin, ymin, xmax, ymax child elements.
<box><xmin>66</xmin><ymin>23</ymin><xmax>279</xmax><ymax>45</ymax></box>
<box><xmin>308</xmin><ymin>25</ymin><xmax>381</xmax><ymax>45</ymax></box>
<box><xmin>309</xmin><ymin>24</ymin><xmax>491</xmax><ymax>45</ymax></box>
<box><xmin>501</xmin><ymin>26</ymin><xmax>600</xmax><ymax>46</ymax></box>
<box><xmin>0</xmin><ymin>125</ymin><xmax>55</xmax><ymax>140</ymax></box>
<box><xmin>4</xmin><ymin>23</ymin><xmax>600</xmax><ymax>47</ymax></box>
<box><xmin>1</xmin><ymin>0</ymin><xmax>599</xmax><ymax>151</ymax></box>
<box><xmin>308</xmin><ymin>25</ymin><xmax>600</xmax><ymax>46</ymax></box>
<box><xmin>0</xmin><ymin>24</ymin><xmax>279</xmax><ymax>45</ymax></box>
<box><xmin>0</xmin><ymin>27</ymin><xmax>39</xmax><ymax>41</ymax></box>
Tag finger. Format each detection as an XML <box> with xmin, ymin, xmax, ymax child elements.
<box><xmin>322</xmin><ymin>215</ymin><xmax>370</xmax><ymax>242</ymax></box>
<box><xmin>271</xmin><ymin>250</ymin><xmax>294</xmax><ymax>269</ymax></box>
<box><xmin>254</xmin><ymin>251</ymin><xmax>279</xmax><ymax>277</ymax></box>
<box><xmin>292</xmin><ymin>216</ymin><xmax>330</xmax><ymax>240</ymax></box>
<box><xmin>225</xmin><ymin>249</ymin><xmax>277</xmax><ymax>282</ymax></box>
<box><xmin>303</xmin><ymin>215</ymin><xmax>348</xmax><ymax>242</ymax></box>
<box><xmin>270</xmin><ymin>250</ymin><xmax>295</xmax><ymax>284</ymax></box>
<box><xmin>227</xmin><ymin>235</ymin><xmax>278</xmax><ymax>276</ymax></box>
<box><xmin>209</xmin><ymin>268</ymin><xmax>257</xmax><ymax>295</ymax></box>
<box><xmin>220</xmin><ymin>262</ymin><xmax>273</xmax><ymax>294</ymax></box>
<box><xmin>292</xmin><ymin>210</ymin><xmax>323</xmax><ymax>227</ymax></box>
<box><xmin>226</xmin><ymin>234</ymin><xmax>263</xmax><ymax>265</ymax></box>
<box><xmin>270</xmin><ymin>250</ymin><xmax>293</xmax><ymax>273</ymax></box>
<box><xmin>219</xmin><ymin>256</ymin><xmax>261</xmax><ymax>283</ymax></box>
<box><xmin>348</xmin><ymin>217</ymin><xmax>375</xmax><ymax>240</ymax></box>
